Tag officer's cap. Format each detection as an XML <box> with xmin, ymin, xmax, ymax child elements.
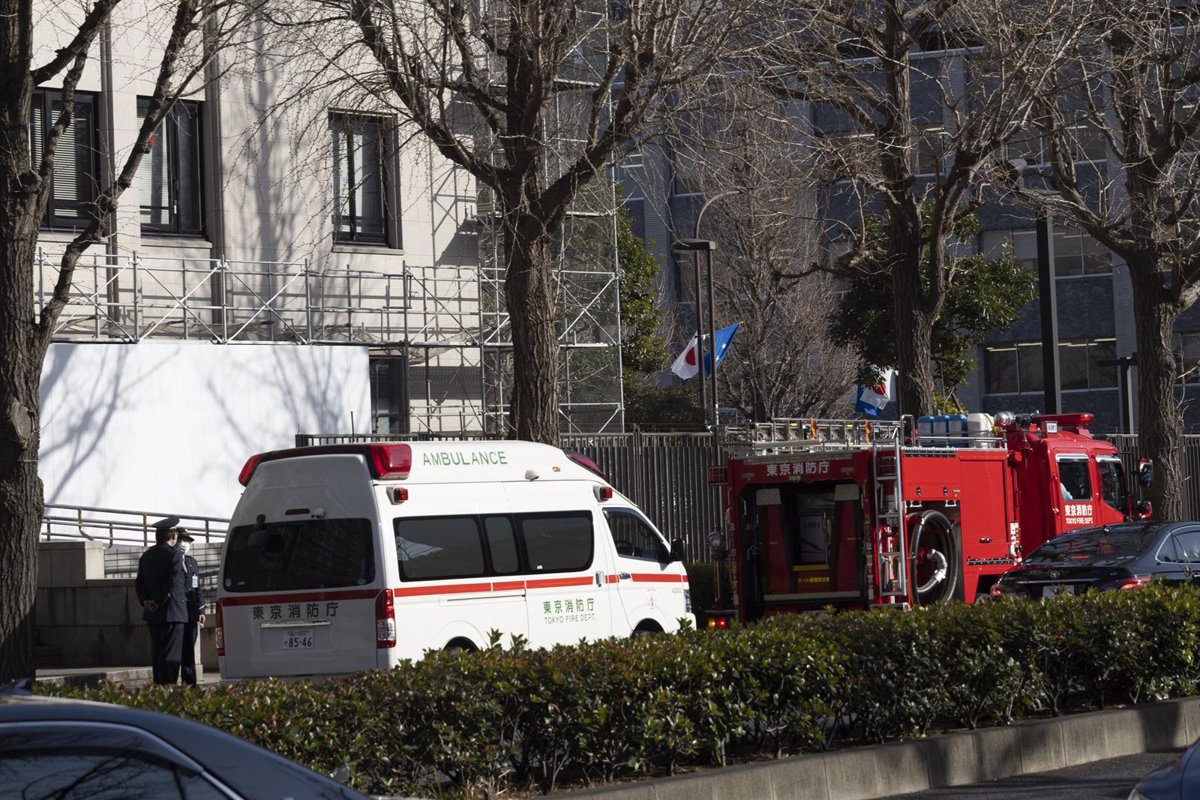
<box><xmin>177</xmin><ymin>528</ymin><xmax>194</xmax><ymax>543</ymax></box>
<box><xmin>151</xmin><ymin>516</ymin><xmax>181</xmax><ymax>544</ymax></box>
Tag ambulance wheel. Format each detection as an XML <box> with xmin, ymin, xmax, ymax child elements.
<box><xmin>444</xmin><ymin>638</ymin><xmax>478</xmax><ymax>654</ymax></box>
<box><xmin>632</xmin><ymin>621</ymin><xmax>663</xmax><ymax>638</ymax></box>
<box><xmin>909</xmin><ymin>510</ymin><xmax>959</xmax><ymax>605</ymax></box>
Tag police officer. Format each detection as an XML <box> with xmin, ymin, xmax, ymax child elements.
<box><xmin>177</xmin><ymin>528</ymin><xmax>205</xmax><ymax>685</ymax></box>
<box><xmin>135</xmin><ymin>517</ymin><xmax>187</xmax><ymax>685</ymax></box>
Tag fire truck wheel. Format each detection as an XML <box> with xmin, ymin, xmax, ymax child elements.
<box><xmin>909</xmin><ymin>510</ymin><xmax>960</xmax><ymax>605</ymax></box>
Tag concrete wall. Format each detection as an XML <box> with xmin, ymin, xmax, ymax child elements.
<box><xmin>36</xmin><ymin>541</ymin><xmax>208</xmax><ymax>671</ymax></box>
<box><xmin>39</xmin><ymin>341</ymin><xmax>370</xmax><ymax>519</ymax></box>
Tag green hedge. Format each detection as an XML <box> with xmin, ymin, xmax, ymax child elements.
<box><xmin>39</xmin><ymin>585</ymin><xmax>1200</xmax><ymax>797</ymax></box>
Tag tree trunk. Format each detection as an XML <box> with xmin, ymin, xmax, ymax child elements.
<box><xmin>890</xmin><ymin>227</ymin><xmax>937</xmax><ymax>418</ymax></box>
<box><xmin>1130</xmin><ymin>267</ymin><xmax>1183</xmax><ymax>520</ymax></box>
<box><xmin>503</xmin><ymin>211</ymin><xmax>561</xmax><ymax>445</ymax></box>
<box><xmin>0</xmin><ymin>0</ymin><xmax>46</xmax><ymax>683</ymax></box>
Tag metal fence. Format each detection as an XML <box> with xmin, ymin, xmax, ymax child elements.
<box><xmin>1106</xmin><ymin>435</ymin><xmax>1200</xmax><ymax>519</ymax></box>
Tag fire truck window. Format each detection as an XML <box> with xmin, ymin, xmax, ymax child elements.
<box><xmin>604</xmin><ymin>510</ymin><xmax>669</xmax><ymax>563</ymax></box>
<box><xmin>795</xmin><ymin>493</ymin><xmax>834</xmax><ymax>565</ymax></box>
<box><xmin>1098</xmin><ymin>459</ymin><xmax>1127</xmax><ymax>513</ymax></box>
<box><xmin>1057</xmin><ymin>458</ymin><xmax>1092</xmax><ymax>501</ymax></box>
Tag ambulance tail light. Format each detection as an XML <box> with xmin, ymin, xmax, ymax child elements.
<box><xmin>375</xmin><ymin>590</ymin><xmax>397</xmax><ymax>648</ymax></box>
<box><xmin>368</xmin><ymin>444</ymin><xmax>412</xmax><ymax>480</ymax></box>
<box><xmin>706</xmin><ymin>615</ymin><xmax>732</xmax><ymax>630</ymax></box>
<box><xmin>215</xmin><ymin>600</ymin><xmax>225</xmax><ymax>656</ymax></box>
<box><xmin>238</xmin><ymin>454</ymin><xmax>266</xmax><ymax>486</ymax></box>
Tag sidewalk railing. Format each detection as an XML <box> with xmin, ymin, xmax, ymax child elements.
<box><xmin>42</xmin><ymin>504</ymin><xmax>229</xmax><ymax>548</ymax></box>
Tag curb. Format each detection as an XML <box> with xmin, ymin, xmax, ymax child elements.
<box><xmin>36</xmin><ymin>667</ymin><xmax>155</xmax><ymax>689</ymax></box>
<box><xmin>558</xmin><ymin>697</ymin><xmax>1200</xmax><ymax>800</ymax></box>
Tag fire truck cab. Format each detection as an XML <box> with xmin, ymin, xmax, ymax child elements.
<box><xmin>711</xmin><ymin>412</ymin><xmax>1147</xmax><ymax>621</ymax></box>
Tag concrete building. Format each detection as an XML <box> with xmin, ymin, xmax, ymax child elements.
<box><xmin>622</xmin><ymin>48</ymin><xmax>1200</xmax><ymax>437</ymax></box>
<box><xmin>30</xmin><ymin>3</ymin><xmax>623</xmax><ymax>521</ymax></box>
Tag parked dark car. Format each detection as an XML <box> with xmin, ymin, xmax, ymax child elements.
<box><xmin>991</xmin><ymin>522</ymin><xmax>1200</xmax><ymax>600</ymax></box>
<box><xmin>0</xmin><ymin>680</ymin><xmax>369</xmax><ymax>799</ymax></box>
<box><xmin>1129</xmin><ymin>741</ymin><xmax>1200</xmax><ymax>799</ymax></box>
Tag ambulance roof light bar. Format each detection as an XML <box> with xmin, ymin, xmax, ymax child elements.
<box><xmin>238</xmin><ymin>443</ymin><xmax>413</xmax><ymax>486</ymax></box>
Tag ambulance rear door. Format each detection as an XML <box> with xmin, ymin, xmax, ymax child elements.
<box><xmin>219</xmin><ymin>455</ymin><xmax>383</xmax><ymax>679</ymax></box>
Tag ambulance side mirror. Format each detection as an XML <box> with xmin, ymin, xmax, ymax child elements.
<box><xmin>1138</xmin><ymin>459</ymin><xmax>1154</xmax><ymax>489</ymax></box>
<box><xmin>669</xmin><ymin>538</ymin><xmax>686</xmax><ymax>563</ymax></box>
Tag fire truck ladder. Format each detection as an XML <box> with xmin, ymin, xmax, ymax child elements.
<box><xmin>872</xmin><ymin>435</ymin><xmax>908</xmax><ymax>600</ymax></box>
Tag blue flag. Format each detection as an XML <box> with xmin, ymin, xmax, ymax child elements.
<box><xmin>703</xmin><ymin>322</ymin><xmax>741</xmax><ymax>376</ymax></box>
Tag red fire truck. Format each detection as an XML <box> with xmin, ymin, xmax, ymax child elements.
<box><xmin>707</xmin><ymin>412</ymin><xmax>1151</xmax><ymax>621</ymax></box>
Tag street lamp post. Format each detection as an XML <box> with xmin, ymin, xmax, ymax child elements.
<box><xmin>674</xmin><ymin>239</ymin><xmax>713</xmax><ymax>432</ymax></box>
<box><xmin>1035</xmin><ymin>209</ymin><xmax>1062</xmax><ymax>414</ymax></box>
<box><xmin>673</xmin><ymin>189</ymin><xmax>741</xmax><ymax>437</ymax></box>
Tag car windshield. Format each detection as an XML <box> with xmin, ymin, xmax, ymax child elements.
<box><xmin>1024</xmin><ymin>526</ymin><xmax>1155</xmax><ymax>565</ymax></box>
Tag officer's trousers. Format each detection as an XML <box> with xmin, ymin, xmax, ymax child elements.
<box><xmin>148</xmin><ymin>622</ymin><xmax>184</xmax><ymax>685</ymax></box>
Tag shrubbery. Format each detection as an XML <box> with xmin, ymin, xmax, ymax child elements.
<box><xmin>39</xmin><ymin>584</ymin><xmax>1200</xmax><ymax>797</ymax></box>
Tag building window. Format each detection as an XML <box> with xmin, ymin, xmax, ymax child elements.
<box><xmin>985</xmin><ymin>339</ymin><xmax>1117</xmax><ymax>394</ymax></box>
<box><xmin>914</xmin><ymin>125</ymin><xmax>946</xmax><ymax>176</ymax></box>
<box><xmin>981</xmin><ymin>227</ymin><xmax>1110</xmax><ymax>276</ymax></box>
<box><xmin>331</xmin><ymin>113</ymin><xmax>390</xmax><ymax>245</ymax></box>
<box><xmin>29</xmin><ymin>90</ymin><xmax>101</xmax><ymax>230</ymax></box>
<box><xmin>1003</xmin><ymin>120</ymin><xmax>1106</xmax><ymax>166</ymax></box>
<box><xmin>136</xmin><ymin>98</ymin><xmax>204</xmax><ymax>236</ymax></box>
<box><xmin>1175</xmin><ymin>332</ymin><xmax>1200</xmax><ymax>383</ymax></box>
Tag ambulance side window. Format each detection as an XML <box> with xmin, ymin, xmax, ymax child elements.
<box><xmin>395</xmin><ymin>516</ymin><xmax>485</xmax><ymax>581</ymax></box>
<box><xmin>604</xmin><ymin>509</ymin><xmax>669</xmax><ymax>563</ymax></box>
<box><xmin>517</xmin><ymin>511</ymin><xmax>593</xmax><ymax>573</ymax></box>
<box><xmin>484</xmin><ymin>516</ymin><xmax>520</xmax><ymax>575</ymax></box>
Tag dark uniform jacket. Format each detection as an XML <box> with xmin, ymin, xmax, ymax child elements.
<box><xmin>183</xmin><ymin>553</ymin><xmax>204</xmax><ymax>622</ymax></box>
<box><xmin>135</xmin><ymin>543</ymin><xmax>187</xmax><ymax>624</ymax></box>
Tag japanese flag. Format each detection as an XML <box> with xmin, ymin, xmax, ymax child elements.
<box><xmin>671</xmin><ymin>335</ymin><xmax>700</xmax><ymax>380</ymax></box>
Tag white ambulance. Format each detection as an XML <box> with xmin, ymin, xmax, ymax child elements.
<box><xmin>217</xmin><ymin>440</ymin><xmax>692</xmax><ymax>679</ymax></box>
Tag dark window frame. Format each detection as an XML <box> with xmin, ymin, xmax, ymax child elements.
<box><xmin>985</xmin><ymin>339</ymin><xmax>1118</xmax><ymax>395</ymax></box>
<box><xmin>137</xmin><ymin>97</ymin><xmax>205</xmax><ymax>237</ymax></box>
<box><xmin>30</xmin><ymin>89</ymin><xmax>101</xmax><ymax>231</ymax></box>
<box><xmin>330</xmin><ymin>112</ymin><xmax>393</xmax><ymax>246</ymax></box>
<box><xmin>223</xmin><ymin>518</ymin><xmax>377</xmax><ymax>593</ymax></box>
<box><xmin>391</xmin><ymin>510</ymin><xmax>595</xmax><ymax>581</ymax></box>
<box><xmin>394</xmin><ymin>514</ymin><xmax>488</xmax><ymax>582</ymax></box>
<box><xmin>603</xmin><ymin>508</ymin><xmax>670</xmax><ymax>563</ymax></box>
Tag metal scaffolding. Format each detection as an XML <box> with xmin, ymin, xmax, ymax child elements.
<box><xmin>474</xmin><ymin>2</ymin><xmax>625</xmax><ymax>435</ymax></box>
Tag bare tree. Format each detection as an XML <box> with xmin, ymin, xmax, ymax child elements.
<box><xmin>0</xmin><ymin>0</ymin><xmax>250</xmax><ymax>681</ymax></box>
<box><xmin>262</xmin><ymin>0</ymin><xmax>745</xmax><ymax>443</ymax></box>
<box><xmin>670</xmin><ymin>83</ymin><xmax>858</xmax><ymax>420</ymax></box>
<box><xmin>1016</xmin><ymin>0</ymin><xmax>1200</xmax><ymax>519</ymax></box>
<box><xmin>749</xmin><ymin>0</ymin><xmax>1086</xmax><ymax>417</ymax></box>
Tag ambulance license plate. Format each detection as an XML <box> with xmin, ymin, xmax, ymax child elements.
<box><xmin>283</xmin><ymin>629</ymin><xmax>314</xmax><ymax>649</ymax></box>
<box><xmin>1042</xmin><ymin>585</ymin><xmax>1075</xmax><ymax>599</ymax></box>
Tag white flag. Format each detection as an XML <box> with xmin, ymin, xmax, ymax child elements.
<box><xmin>671</xmin><ymin>335</ymin><xmax>700</xmax><ymax>380</ymax></box>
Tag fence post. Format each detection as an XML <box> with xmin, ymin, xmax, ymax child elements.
<box><xmin>132</xmin><ymin>252</ymin><xmax>141</xmax><ymax>341</ymax></box>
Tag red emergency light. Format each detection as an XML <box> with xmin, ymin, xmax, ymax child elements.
<box><xmin>237</xmin><ymin>443</ymin><xmax>414</xmax><ymax>486</ymax></box>
<box><xmin>367</xmin><ymin>444</ymin><xmax>412</xmax><ymax>480</ymax></box>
